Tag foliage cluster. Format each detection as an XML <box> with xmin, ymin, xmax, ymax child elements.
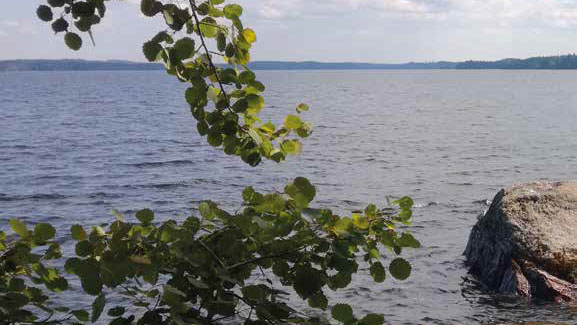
<box><xmin>1</xmin><ymin>0</ymin><xmax>420</xmax><ymax>324</ymax></box>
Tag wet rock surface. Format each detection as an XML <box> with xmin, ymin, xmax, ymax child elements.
<box><xmin>465</xmin><ymin>181</ymin><xmax>577</xmax><ymax>302</ymax></box>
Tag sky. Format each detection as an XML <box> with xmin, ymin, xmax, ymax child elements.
<box><xmin>2</xmin><ymin>0</ymin><xmax>577</xmax><ymax>63</ymax></box>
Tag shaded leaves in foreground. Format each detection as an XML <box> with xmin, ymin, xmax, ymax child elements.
<box><xmin>1</xmin><ymin>179</ymin><xmax>418</xmax><ymax>324</ymax></box>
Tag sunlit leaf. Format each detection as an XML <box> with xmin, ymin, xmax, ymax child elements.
<box><xmin>10</xmin><ymin>219</ymin><xmax>28</xmax><ymax>238</ymax></box>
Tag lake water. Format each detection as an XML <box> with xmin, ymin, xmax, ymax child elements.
<box><xmin>2</xmin><ymin>70</ymin><xmax>577</xmax><ymax>324</ymax></box>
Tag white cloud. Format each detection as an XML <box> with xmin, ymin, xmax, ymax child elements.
<box><xmin>238</xmin><ymin>0</ymin><xmax>577</xmax><ymax>28</ymax></box>
<box><xmin>0</xmin><ymin>19</ymin><xmax>38</xmax><ymax>35</ymax></box>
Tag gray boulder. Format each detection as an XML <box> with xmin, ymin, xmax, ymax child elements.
<box><xmin>465</xmin><ymin>181</ymin><xmax>577</xmax><ymax>302</ymax></box>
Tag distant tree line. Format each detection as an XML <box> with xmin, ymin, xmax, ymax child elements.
<box><xmin>4</xmin><ymin>55</ymin><xmax>577</xmax><ymax>72</ymax></box>
<box><xmin>456</xmin><ymin>54</ymin><xmax>577</xmax><ymax>69</ymax></box>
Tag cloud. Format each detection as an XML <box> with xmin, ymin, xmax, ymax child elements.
<box><xmin>0</xmin><ymin>19</ymin><xmax>38</xmax><ymax>35</ymax></box>
<box><xmin>238</xmin><ymin>0</ymin><xmax>577</xmax><ymax>28</ymax></box>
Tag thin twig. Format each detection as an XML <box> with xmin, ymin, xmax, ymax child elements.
<box><xmin>198</xmin><ymin>240</ymin><xmax>227</xmax><ymax>268</ymax></box>
<box><xmin>188</xmin><ymin>0</ymin><xmax>232</xmax><ymax>111</ymax></box>
<box><xmin>227</xmin><ymin>247</ymin><xmax>306</xmax><ymax>270</ymax></box>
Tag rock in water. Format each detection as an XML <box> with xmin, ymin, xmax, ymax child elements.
<box><xmin>465</xmin><ymin>181</ymin><xmax>577</xmax><ymax>302</ymax></box>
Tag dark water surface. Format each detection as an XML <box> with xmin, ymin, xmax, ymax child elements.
<box><xmin>2</xmin><ymin>70</ymin><xmax>577</xmax><ymax>324</ymax></box>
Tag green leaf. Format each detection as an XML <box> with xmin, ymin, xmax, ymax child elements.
<box><xmin>389</xmin><ymin>258</ymin><xmax>411</xmax><ymax>280</ymax></box>
<box><xmin>48</xmin><ymin>0</ymin><xmax>66</xmax><ymax>7</ymax></box>
<box><xmin>51</xmin><ymin>18</ymin><xmax>69</xmax><ymax>33</ymax></box>
<box><xmin>217</xmin><ymin>32</ymin><xmax>227</xmax><ymax>52</ymax></box>
<box><xmin>91</xmin><ymin>293</ymin><xmax>106</xmax><ymax>323</ymax></box>
<box><xmin>359</xmin><ymin>314</ymin><xmax>385</xmax><ymax>325</ymax></box>
<box><xmin>280</xmin><ymin>139</ymin><xmax>302</xmax><ymax>155</ymax></box>
<box><xmin>334</xmin><ymin>218</ymin><xmax>353</xmax><ymax>236</ymax></box>
<box><xmin>143</xmin><ymin>41</ymin><xmax>162</xmax><ymax>62</ymax></box>
<box><xmin>294</xmin><ymin>267</ymin><xmax>322</xmax><ymax>299</ymax></box>
<box><xmin>332</xmin><ymin>303</ymin><xmax>355</xmax><ymax>323</ymax></box>
<box><xmin>246</xmin><ymin>94</ymin><xmax>264</xmax><ymax>111</ymax></box>
<box><xmin>296</xmin><ymin>103</ymin><xmax>309</xmax><ymax>113</ymax></box>
<box><xmin>331</xmin><ymin>271</ymin><xmax>352</xmax><ymax>289</ymax></box>
<box><xmin>239</xmin><ymin>70</ymin><xmax>256</xmax><ymax>84</ymax></box>
<box><xmin>284</xmin><ymin>177</ymin><xmax>316</xmax><ymax>206</ymax></box>
<box><xmin>64</xmin><ymin>32</ymin><xmax>82</xmax><ymax>51</ymax></box>
<box><xmin>242</xmin><ymin>284</ymin><xmax>270</xmax><ymax>303</ymax></box>
<box><xmin>353</xmin><ymin>214</ymin><xmax>370</xmax><ymax>230</ymax></box>
<box><xmin>8</xmin><ymin>278</ymin><xmax>26</xmax><ymax>292</ymax></box>
<box><xmin>225</xmin><ymin>43</ymin><xmax>236</xmax><ymax>57</ymax></box>
<box><xmin>199</xmin><ymin>202</ymin><xmax>214</xmax><ymax>220</ymax></box>
<box><xmin>151</xmin><ymin>31</ymin><xmax>173</xmax><ymax>44</ymax></box>
<box><xmin>34</xmin><ymin>223</ymin><xmax>56</xmax><ymax>242</ymax></box>
<box><xmin>136</xmin><ymin>208</ymin><xmax>154</xmax><ymax>225</ymax></box>
<box><xmin>71</xmin><ymin>310</ymin><xmax>90</xmax><ymax>322</ymax></box>
<box><xmin>71</xmin><ymin>225</ymin><xmax>87</xmax><ymax>241</ymax></box>
<box><xmin>394</xmin><ymin>196</ymin><xmax>414</xmax><ymax>210</ymax></box>
<box><xmin>107</xmin><ymin>307</ymin><xmax>125</xmax><ymax>317</ymax></box>
<box><xmin>223</xmin><ymin>4</ymin><xmax>243</xmax><ymax>19</ymax></box>
<box><xmin>185</xmin><ymin>86</ymin><xmax>206</xmax><ymax>105</ymax></box>
<box><xmin>173</xmin><ymin>37</ymin><xmax>195</xmax><ymax>60</ymax></box>
<box><xmin>396</xmin><ymin>233</ymin><xmax>421</xmax><ymax>248</ymax></box>
<box><xmin>284</xmin><ymin>115</ymin><xmax>302</xmax><ymax>130</ymax></box>
<box><xmin>370</xmin><ymin>262</ymin><xmax>386</xmax><ymax>283</ymax></box>
<box><xmin>10</xmin><ymin>219</ymin><xmax>28</xmax><ymax>237</ymax></box>
<box><xmin>141</xmin><ymin>0</ymin><xmax>161</xmax><ymax>17</ymax></box>
<box><xmin>242</xmin><ymin>28</ymin><xmax>256</xmax><ymax>43</ymax></box>
<box><xmin>207</xmin><ymin>130</ymin><xmax>223</xmax><ymax>147</ymax></box>
<box><xmin>75</xmin><ymin>241</ymin><xmax>93</xmax><ymax>257</ymax></box>
<box><xmin>37</xmin><ymin>5</ymin><xmax>54</xmax><ymax>22</ymax></box>
<box><xmin>199</xmin><ymin>17</ymin><xmax>218</xmax><ymax>38</ymax></box>
<box><xmin>308</xmin><ymin>291</ymin><xmax>328</xmax><ymax>310</ymax></box>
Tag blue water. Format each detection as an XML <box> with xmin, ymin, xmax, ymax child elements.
<box><xmin>3</xmin><ymin>70</ymin><xmax>577</xmax><ymax>324</ymax></box>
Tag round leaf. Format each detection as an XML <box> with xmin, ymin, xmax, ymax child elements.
<box><xmin>51</xmin><ymin>18</ymin><xmax>69</xmax><ymax>33</ymax></box>
<box><xmin>173</xmin><ymin>37</ymin><xmax>195</xmax><ymax>60</ymax></box>
<box><xmin>389</xmin><ymin>258</ymin><xmax>412</xmax><ymax>280</ymax></box>
<box><xmin>223</xmin><ymin>4</ymin><xmax>243</xmax><ymax>19</ymax></box>
<box><xmin>48</xmin><ymin>0</ymin><xmax>66</xmax><ymax>7</ymax></box>
<box><xmin>71</xmin><ymin>225</ymin><xmax>87</xmax><ymax>241</ymax></box>
<box><xmin>34</xmin><ymin>223</ymin><xmax>56</xmax><ymax>241</ymax></box>
<box><xmin>136</xmin><ymin>209</ymin><xmax>154</xmax><ymax>225</ymax></box>
<box><xmin>332</xmin><ymin>303</ymin><xmax>355</xmax><ymax>323</ymax></box>
<box><xmin>64</xmin><ymin>32</ymin><xmax>82</xmax><ymax>51</ymax></box>
<box><xmin>242</xmin><ymin>28</ymin><xmax>256</xmax><ymax>43</ymax></box>
<box><xmin>37</xmin><ymin>5</ymin><xmax>53</xmax><ymax>22</ymax></box>
<box><xmin>296</xmin><ymin>103</ymin><xmax>309</xmax><ymax>113</ymax></box>
<box><xmin>200</xmin><ymin>17</ymin><xmax>218</xmax><ymax>38</ymax></box>
<box><xmin>143</xmin><ymin>41</ymin><xmax>162</xmax><ymax>62</ymax></box>
<box><xmin>360</xmin><ymin>314</ymin><xmax>385</xmax><ymax>325</ymax></box>
<box><xmin>141</xmin><ymin>0</ymin><xmax>161</xmax><ymax>17</ymax></box>
<box><xmin>284</xmin><ymin>115</ymin><xmax>302</xmax><ymax>130</ymax></box>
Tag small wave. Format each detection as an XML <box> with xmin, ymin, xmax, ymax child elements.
<box><xmin>472</xmin><ymin>199</ymin><xmax>491</xmax><ymax>206</ymax></box>
<box><xmin>413</xmin><ymin>201</ymin><xmax>440</xmax><ymax>208</ymax></box>
<box><xmin>88</xmin><ymin>192</ymin><xmax>123</xmax><ymax>199</ymax></box>
<box><xmin>0</xmin><ymin>193</ymin><xmax>69</xmax><ymax>202</ymax></box>
<box><xmin>128</xmin><ymin>159</ymin><xmax>194</xmax><ymax>168</ymax></box>
<box><xmin>0</xmin><ymin>145</ymin><xmax>34</xmax><ymax>150</ymax></box>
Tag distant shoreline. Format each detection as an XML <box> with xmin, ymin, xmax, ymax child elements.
<box><xmin>2</xmin><ymin>55</ymin><xmax>577</xmax><ymax>71</ymax></box>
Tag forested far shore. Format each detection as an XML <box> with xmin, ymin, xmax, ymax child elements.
<box><xmin>3</xmin><ymin>54</ymin><xmax>577</xmax><ymax>71</ymax></box>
